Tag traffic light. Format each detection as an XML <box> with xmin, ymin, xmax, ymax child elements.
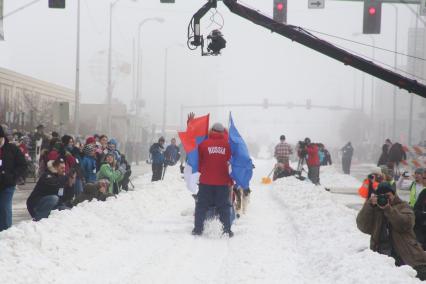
<box><xmin>363</xmin><ymin>0</ymin><xmax>382</xmax><ymax>34</ymax></box>
<box><xmin>49</xmin><ymin>0</ymin><xmax>65</xmax><ymax>8</ymax></box>
<box><xmin>263</xmin><ymin>98</ymin><xmax>269</xmax><ymax>109</ymax></box>
<box><xmin>273</xmin><ymin>0</ymin><xmax>287</xmax><ymax>24</ymax></box>
<box><xmin>160</xmin><ymin>0</ymin><xmax>175</xmax><ymax>3</ymax></box>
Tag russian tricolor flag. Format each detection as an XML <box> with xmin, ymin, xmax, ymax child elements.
<box><xmin>178</xmin><ymin>114</ymin><xmax>210</xmax><ymax>194</ymax></box>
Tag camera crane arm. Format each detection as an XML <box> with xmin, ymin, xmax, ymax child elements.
<box><xmin>190</xmin><ymin>0</ymin><xmax>426</xmax><ymax>98</ymax></box>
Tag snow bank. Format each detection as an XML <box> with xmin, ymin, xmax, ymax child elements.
<box><xmin>319</xmin><ymin>165</ymin><xmax>360</xmax><ymax>189</ymax></box>
<box><xmin>270</xmin><ymin>176</ymin><xmax>420</xmax><ymax>283</ymax></box>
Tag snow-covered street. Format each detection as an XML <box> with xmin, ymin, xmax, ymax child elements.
<box><xmin>0</xmin><ymin>162</ymin><xmax>421</xmax><ymax>283</ymax></box>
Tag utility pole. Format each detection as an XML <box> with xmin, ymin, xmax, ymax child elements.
<box><xmin>161</xmin><ymin>47</ymin><xmax>168</xmax><ymax>137</ymax></box>
<box><xmin>74</xmin><ymin>0</ymin><xmax>81</xmax><ymax>137</ymax></box>
<box><xmin>106</xmin><ymin>1</ymin><xmax>114</xmax><ymax>137</ymax></box>
<box><xmin>391</xmin><ymin>4</ymin><xmax>398</xmax><ymax>140</ymax></box>
<box><xmin>408</xmin><ymin>11</ymin><xmax>420</xmax><ymax>145</ymax></box>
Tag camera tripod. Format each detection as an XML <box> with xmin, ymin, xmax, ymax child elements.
<box><xmin>296</xmin><ymin>156</ymin><xmax>307</xmax><ymax>178</ymax></box>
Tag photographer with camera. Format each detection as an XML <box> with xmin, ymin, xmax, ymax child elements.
<box><xmin>302</xmin><ymin>138</ymin><xmax>320</xmax><ymax>185</ymax></box>
<box><xmin>412</xmin><ymin>170</ymin><xmax>426</xmax><ymax>248</ymax></box>
<box><xmin>357</xmin><ymin>182</ymin><xmax>426</xmax><ymax>280</ymax></box>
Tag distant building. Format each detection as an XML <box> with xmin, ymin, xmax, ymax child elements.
<box><xmin>0</xmin><ymin>67</ymin><xmax>74</xmax><ymax>132</ymax></box>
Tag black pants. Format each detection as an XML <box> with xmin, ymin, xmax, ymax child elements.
<box><xmin>308</xmin><ymin>166</ymin><xmax>320</xmax><ymax>185</ymax></box>
<box><xmin>194</xmin><ymin>184</ymin><xmax>231</xmax><ymax>233</ymax></box>
<box><xmin>152</xmin><ymin>163</ymin><xmax>163</xmax><ymax>181</ymax></box>
<box><xmin>342</xmin><ymin>157</ymin><xmax>352</xmax><ymax>174</ymax></box>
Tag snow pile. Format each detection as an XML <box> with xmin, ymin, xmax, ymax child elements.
<box><xmin>319</xmin><ymin>165</ymin><xmax>360</xmax><ymax>190</ymax></box>
<box><xmin>0</xmin><ymin>166</ymin><xmax>421</xmax><ymax>283</ymax></box>
<box><xmin>271</xmin><ymin>176</ymin><xmax>419</xmax><ymax>283</ymax></box>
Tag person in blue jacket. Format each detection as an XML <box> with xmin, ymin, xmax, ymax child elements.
<box><xmin>81</xmin><ymin>144</ymin><xmax>97</xmax><ymax>183</ymax></box>
<box><xmin>149</xmin><ymin>137</ymin><xmax>165</xmax><ymax>181</ymax></box>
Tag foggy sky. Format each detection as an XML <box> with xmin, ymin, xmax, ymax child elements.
<box><xmin>0</xmin><ymin>0</ymin><xmax>422</xmax><ymax>147</ymax></box>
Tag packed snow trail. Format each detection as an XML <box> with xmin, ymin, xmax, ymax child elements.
<box><xmin>0</xmin><ymin>163</ymin><xmax>421</xmax><ymax>283</ymax></box>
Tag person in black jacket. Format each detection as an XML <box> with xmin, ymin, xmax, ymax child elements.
<box><xmin>377</xmin><ymin>139</ymin><xmax>392</xmax><ymax>167</ymax></box>
<box><xmin>341</xmin><ymin>142</ymin><xmax>354</xmax><ymax>174</ymax></box>
<box><xmin>388</xmin><ymin>142</ymin><xmax>406</xmax><ymax>175</ymax></box>
<box><xmin>413</xmin><ymin>172</ymin><xmax>426</xmax><ymax>249</ymax></box>
<box><xmin>26</xmin><ymin>158</ymin><xmax>73</xmax><ymax>221</ymax></box>
<box><xmin>0</xmin><ymin>125</ymin><xmax>27</xmax><ymax>231</ymax></box>
<box><xmin>149</xmin><ymin>137</ymin><xmax>165</xmax><ymax>181</ymax></box>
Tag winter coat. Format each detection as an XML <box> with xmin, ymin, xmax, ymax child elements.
<box><xmin>26</xmin><ymin>167</ymin><xmax>68</xmax><ymax>218</ymax></box>
<box><xmin>0</xmin><ymin>139</ymin><xmax>27</xmax><ymax>191</ymax></box>
<box><xmin>97</xmin><ymin>163</ymin><xmax>124</xmax><ymax>194</ymax></box>
<box><xmin>413</xmin><ymin>189</ymin><xmax>426</xmax><ymax>230</ymax></box>
<box><xmin>149</xmin><ymin>143</ymin><xmax>165</xmax><ymax>165</ymax></box>
<box><xmin>342</xmin><ymin>144</ymin><xmax>354</xmax><ymax>160</ymax></box>
<box><xmin>324</xmin><ymin>149</ymin><xmax>332</xmax><ymax>165</ymax></box>
<box><xmin>388</xmin><ymin>143</ymin><xmax>406</xmax><ymax>163</ymax></box>
<box><xmin>96</xmin><ymin>148</ymin><xmax>109</xmax><ymax>171</ymax></box>
<box><xmin>306</xmin><ymin>144</ymin><xmax>320</xmax><ymax>167</ymax></box>
<box><xmin>377</xmin><ymin>144</ymin><xmax>390</xmax><ymax>166</ymax></box>
<box><xmin>356</xmin><ymin>195</ymin><xmax>426</xmax><ymax>268</ymax></box>
<box><xmin>72</xmin><ymin>183</ymin><xmax>114</xmax><ymax>206</ymax></box>
<box><xmin>81</xmin><ymin>155</ymin><xmax>97</xmax><ymax>183</ymax></box>
<box><xmin>198</xmin><ymin>131</ymin><xmax>232</xmax><ymax>186</ymax></box>
<box><xmin>164</xmin><ymin>144</ymin><xmax>180</xmax><ymax>166</ymax></box>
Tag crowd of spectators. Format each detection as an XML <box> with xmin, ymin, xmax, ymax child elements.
<box><xmin>0</xmin><ymin>123</ymin><xmax>132</xmax><ymax>229</ymax></box>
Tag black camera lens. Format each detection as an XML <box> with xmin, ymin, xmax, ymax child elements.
<box><xmin>377</xmin><ymin>194</ymin><xmax>388</xmax><ymax>207</ymax></box>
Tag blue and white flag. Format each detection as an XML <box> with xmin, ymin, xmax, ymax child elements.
<box><xmin>229</xmin><ymin>113</ymin><xmax>253</xmax><ymax>189</ymax></box>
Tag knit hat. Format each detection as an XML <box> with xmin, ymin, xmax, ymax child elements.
<box><xmin>108</xmin><ymin>138</ymin><xmax>118</xmax><ymax>146</ymax></box>
<box><xmin>375</xmin><ymin>182</ymin><xmax>396</xmax><ymax>195</ymax></box>
<box><xmin>415</xmin><ymin>168</ymin><xmax>425</xmax><ymax>175</ymax></box>
<box><xmin>83</xmin><ymin>144</ymin><xmax>96</xmax><ymax>155</ymax></box>
<box><xmin>211</xmin><ymin>123</ymin><xmax>225</xmax><ymax>133</ymax></box>
<box><xmin>0</xmin><ymin>125</ymin><xmax>5</xmax><ymax>138</ymax></box>
<box><xmin>86</xmin><ymin>136</ymin><xmax>96</xmax><ymax>145</ymax></box>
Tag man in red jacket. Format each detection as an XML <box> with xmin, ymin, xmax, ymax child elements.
<box><xmin>305</xmin><ymin>137</ymin><xmax>320</xmax><ymax>185</ymax></box>
<box><xmin>192</xmin><ymin>122</ymin><xmax>233</xmax><ymax>237</ymax></box>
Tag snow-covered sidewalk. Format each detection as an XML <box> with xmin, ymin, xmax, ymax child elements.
<box><xmin>0</xmin><ymin>164</ymin><xmax>421</xmax><ymax>283</ymax></box>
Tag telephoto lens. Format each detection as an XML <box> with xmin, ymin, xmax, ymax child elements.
<box><xmin>377</xmin><ymin>194</ymin><xmax>388</xmax><ymax>207</ymax></box>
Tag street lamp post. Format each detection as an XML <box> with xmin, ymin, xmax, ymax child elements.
<box><xmin>136</xmin><ymin>17</ymin><xmax>164</xmax><ymax>117</ymax></box>
<box><xmin>391</xmin><ymin>4</ymin><xmax>398</xmax><ymax>140</ymax></box>
<box><xmin>161</xmin><ymin>44</ymin><xmax>184</xmax><ymax>136</ymax></box>
<box><xmin>106</xmin><ymin>0</ymin><xmax>137</xmax><ymax>137</ymax></box>
<box><xmin>74</xmin><ymin>0</ymin><xmax>81</xmax><ymax>137</ymax></box>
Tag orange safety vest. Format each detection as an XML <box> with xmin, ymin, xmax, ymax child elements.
<box><xmin>358</xmin><ymin>178</ymin><xmax>379</xmax><ymax>198</ymax></box>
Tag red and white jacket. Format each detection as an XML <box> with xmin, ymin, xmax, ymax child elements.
<box><xmin>198</xmin><ymin>131</ymin><xmax>232</xmax><ymax>186</ymax></box>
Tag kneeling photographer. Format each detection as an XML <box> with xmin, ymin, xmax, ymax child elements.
<box><xmin>356</xmin><ymin>182</ymin><xmax>426</xmax><ymax>280</ymax></box>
